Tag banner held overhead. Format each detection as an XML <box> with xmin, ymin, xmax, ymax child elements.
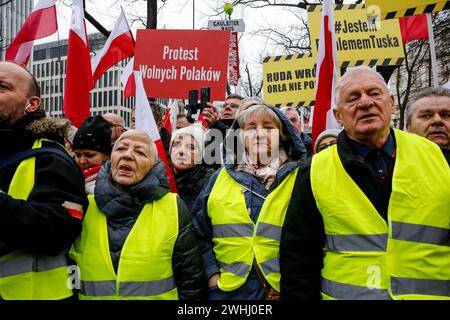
<box><xmin>134</xmin><ymin>30</ymin><xmax>230</xmax><ymax>101</ymax></box>
<box><xmin>308</xmin><ymin>4</ymin><xmax>405</xmax><ymax>67</ymax></box>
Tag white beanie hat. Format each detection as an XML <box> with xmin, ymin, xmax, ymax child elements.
<box><xmin>314</xmin><ymin>128</ymin><xmax>342</xmax><ymax>153</ymax></box>
<box><xmin>170</xmin><ymin>123</ymin><xmax>207</xmax><ymax>159</ymax></box>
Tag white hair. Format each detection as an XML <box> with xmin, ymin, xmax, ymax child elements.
<box><xmin>334</xmin><ymin>66</ymin><xmax>389</xmax><ymax>107</ymax></box>
<box><xmin>113</xmin><ymin>129</ymin><xmax>158</xmax><ymax>163</ymax></box>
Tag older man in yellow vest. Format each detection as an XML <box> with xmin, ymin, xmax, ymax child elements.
<box><xmin>280</xmin><ymin>66</ymin><xmax>450</xmax><ymax>300</ymax></box>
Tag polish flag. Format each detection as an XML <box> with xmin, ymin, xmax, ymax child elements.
<box><xmin>91</xmin><ymin>8</ymin><xmax>135</xmax><ymax>86</ymax></box>
<box><xmin>121</xmin><ymin>57</ymin><xmax>136</xmax><ymax>99</ymax></box>
<box><xmin>5</xmin><ymin>0</ymin><xmax>58</xmax><ymax>65</ymax></box>
<box><xmin>63</xmin><ymin>0</ymin><xmax>93</xmax><ymax>128</ymax></box>
<box><xmin>312</xmin><ymin>1</ymin><xmax>340</xmax><ymax>152</ymax></box>
<box><xmin>163</xmin><ymin>99</ymin><xmax>179</xmax><ymax>134</ymax></box>
<box><xmin>134</xmin><ymin>71</ymin><xmax>177</xmax><ymax>192</ymax></box>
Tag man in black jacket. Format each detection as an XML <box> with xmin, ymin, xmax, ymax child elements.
<box><xmin>280</xmin><ymin>66</ymin><xmax>450</xmax><ymax>300</ymax></box>
<box><xmin>0</xmin><ymin>61</ymin><xmax>88</xmax><ymax>299</ymax></box>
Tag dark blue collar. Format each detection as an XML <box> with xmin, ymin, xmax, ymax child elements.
<box><xmin>350</xmin><ymin>131</ymin><xmax>396</xmax><ymax>160</ymax></box>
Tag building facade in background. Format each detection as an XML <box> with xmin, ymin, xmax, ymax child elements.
<box><xmin>0</xmin><ymin>0</ymin><xmax>33</xmax><ymax>60</ymax></box>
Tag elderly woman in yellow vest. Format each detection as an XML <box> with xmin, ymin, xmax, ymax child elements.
<box><xmin>193</xmin><ymin>104</ymin><xmax>307</xmax><ymax>300</ymax></box>
<box><xmin>70</xmin><ymin>130</ymin><xmax>206</xmax><ymax>300</ymax></box>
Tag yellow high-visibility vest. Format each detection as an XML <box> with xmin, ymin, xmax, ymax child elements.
<box><xmin>70</xmin><ymin>193</ymin><xmax>179</xmax><ymax>300</ymax></box>
<box><xmin>208</xmin><ymin>167</ymin><xmax>298</xmax><ymax>292</ymax></box>
<box><xmin>0</xmin><ymin>138</ymin><xmax>73</xmax><ymax>300</ymax></box>
<box><xmin>311</xmin><ymin>129</ymin><xmax>450</xmax><ymax>300</ymax></box>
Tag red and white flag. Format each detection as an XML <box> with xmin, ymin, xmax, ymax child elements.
<box><xmin>63</xmin><ymin>0</ymin><xmax>93</xmax><ymax>128</ymax></box>
<box><xmin>134</xmin><ymin>71</ymin><xmax>177</xmax><ymax>192</ymax></box>
<box><xmin>5</xmin><ymin>0</ymin><xmax>58</xmax><ymax>65</ymax></box>
<box><xmin>163</xmin><ymin>99</ymin><xmax>179</xmax><ymax>134</ymax></box>
<box><xmin>91</xmin><ymin>8</ymin><xmax>135</xmax><ymax>86</ymax></box>
<box><xmin>312</xmin><ymin>0</ymin><xmax>340</xmax><ymax>151</ymax></box>
<box><xmin>121</xmin><ymin>57</ymin><xmax>136</xmax><ymax>99</ymax></box>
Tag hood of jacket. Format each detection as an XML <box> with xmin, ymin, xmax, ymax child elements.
<box><xmin>94</xmin><ymin>159</ymin><xmax>170</xmax><ymax>220</ymax></box>
<box><xmin>224</xmin><ymin>105</ymin><xmax>307</xmax><ymax>166</ymax></box>
<box><xmin>0</xmin><ymin>110</ymin><xmax>71</xmax><ymax>157</ymax></box>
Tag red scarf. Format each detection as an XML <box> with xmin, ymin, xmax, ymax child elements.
<box><xmin>82</xmin><ymin>165</ymin><xmax>102</xmax><ymax>179</ymax></box>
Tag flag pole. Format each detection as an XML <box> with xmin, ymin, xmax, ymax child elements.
<box><xmin>426</xmin><ymin>13</ymin><xmax>439</xmax><ymax>87</ymax></box>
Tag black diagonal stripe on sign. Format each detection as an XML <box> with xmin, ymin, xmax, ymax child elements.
<box><xmin>355</xmin><ymin>60</ymin><xmax>365</xmax><ymax>66</ymax></box>
<box><xmin>274</xmin><ymin>104</ymin><xmax>282</xmax><ymax>108</ymax></box>
<box><xmin>369</xmin><ymin>59</ymin><xmax>378</xmax><ymax>66</ymax></box>
<box><xmin>382</xmin><ymin>58</ymin><xmax>391</xmax><ymax>66</ymax></box>
<box><xmin>274</xmin><ymin>56</ymin><xmax>282</xmax><ymax>62</ymax></box>
<box><xmin>263</xmin><ymin>57</ymin><xmax>271</xmax><ymax>63</ymax></box>
<box><xmin>286</xmin><ymin>54</ymin><xmax>293</xmax><ymax>60</ymax></box>
<box><xmin>424</xmin><ymin>4</ymin><xmax>437</xmax><ymax>13</ymax></box>
<box><xmin>444</xmin><ymin>1</ymin><xmax>450</xmax><ymax>10</ymax></box>
<box><xmin>307</xmin><ymin>5</ymin><xmax>317</xmax><ymax>12</ymax></box>
<box><xmin>297</xmin><ymin>102</ymin><xmax>305</xmax><ymax>107</ymax></box>
<box><xmin>396</xmin><ymin>57</ymin><xmax>405</xmax><ymax>66</ymax></box>
<box><xmin>386</xmin><ymin>11</ymin><xmax>397</xmax><ymax>19</ymax></box>
<box><xmin>348</xmin><ymin>4</ymin><xmax>356</xmax><ymax>10</ymax></box>
<box><xmin>287</xmin><ymin>102</ymin><xmax>294</xmax><ymax>107</ymax></box>
<box><xmin>341</xmin><ymin>61</ymin><xmax>350</xmax><ymax>69</ymax></box>
<box><xmin>296</xmin><ymin>54</ymin><xmax>303</xmax><ymax>59</ymax></box>
<box><xmin>335</xmin><ymin>4</ymin><xmax>344</xmax><ymax>10</ymax></box>
<box><xmin>405</xmin><ymin>8</ymin><xmax>417</xmax><ymax>16</ymax></box>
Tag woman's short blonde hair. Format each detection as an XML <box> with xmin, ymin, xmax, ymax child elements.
<box><xmin>113</xmin><ymin>129</ymin><xmax>158</xmax><ymax>164</ymax></box>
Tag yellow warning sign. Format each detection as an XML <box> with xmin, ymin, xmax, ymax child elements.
<box><xmin>263</xmin><ymin>53</ymin><xmax>316</xmax><ymax>107</ymax></box>
<box><xmin>308</xmin><ymin>5</ymin><xmax>405</xmax><ymax>66</ymax></box>
<box><xmin>365</xmin><ymin>0</ymin><xmax>450</xmax><ymax>20</ymax></box>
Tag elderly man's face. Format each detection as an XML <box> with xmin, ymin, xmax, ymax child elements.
<box><xmin>242</xmin><ymin>112</ymin><xmax>279</xmax><ymax>166</ymax></box>
<box><xmin>333</xmin><ymin>72</ymin><xmax>395</xmax><ymax>141</ymax></box>
<box><xmin>0</xmin><ymin>62</ymin><xmax>35</xmax><ymax>127</ymax></box>
<box><xmin>285</xmin><ymin>110</ymin><xmax>301</xmax><ymax>135</ymax></box>
<box><xmin>406</xmin><ymin>96</ymin><xmax>450</xmax><ymax>149</ymax></box>
<box><xmin>111</xmin><ymin>135</ymin><xmax>155</xmax><ymax>186</ymax></box>
<box><xmin>221</xmin><ymin>98</ymin><xmax>242</xmax><ymax>119</ymax></box>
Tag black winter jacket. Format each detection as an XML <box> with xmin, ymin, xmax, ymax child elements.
<box><xmin>280</xmin><ymin>129</ymin><xmax>450</xmax><ymax>300</ymax></box>
<box><xmin>94</xmin><ymin>160</ymin><xmax>207</xmax><ymax>299</ymax></box>
<box><xmin>0</xmin><ymin>111</ymin><xmax>87</xmax><ymax>256</ymax></box>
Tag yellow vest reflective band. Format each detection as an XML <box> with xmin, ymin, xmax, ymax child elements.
<box><xmin>311</xmin><ymin>129</ymin><xmax>450</xmax><ymax>300</ymax></box>
<box><xmin>70</xmin><ymin>193</ymin><xmax>179</xmax><ymax>300</ymax></box>
<box><xmin>208</xmin><ymin>167</ymin><xmax>298</xmax><ymax>292</ymax></box>
<box><xmin>0</xmin><ymin>138</ymin><xmax>73</xmax><ymax>300</ymax></box>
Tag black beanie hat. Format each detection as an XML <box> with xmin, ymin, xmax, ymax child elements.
<box><xmin>73</xmin><ymin>115</ymin><xmax>112</xmax><ymax>155</ymax></box>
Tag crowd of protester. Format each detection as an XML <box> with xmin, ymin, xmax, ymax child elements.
<box><xmin>0</xmin><ymin>61</ymin><xmax>449</xmax><ymax>300</ymax></box>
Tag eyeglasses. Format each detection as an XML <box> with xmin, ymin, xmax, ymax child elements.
<box><xmin>222</xmin><ymin>102</ymin><xmax>240</xmax><ymax>109</ymax></box>
<box><xmin>317</xmin><ymin>141</ymin><xmax>336</xmax><ymax>152</ymax></box>
<box><xmin>109</xmin><ymin>124</ymin><xmax>126</xmax><ymax>131</ymax></box>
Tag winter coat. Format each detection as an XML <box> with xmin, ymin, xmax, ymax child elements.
<box><xmin>0</xmin><ymin>110</ymin><xmax>87</xmax><ymax>256</ymax></box>
<box><xmin>192</xmin><ymin>106</ymin><xmax>307</xmax><ymax>300</ymax></box>
<box><xmin>279</xmin><ymin>129</ymin><xmax>450</xmax><ymax>300</ymax></box>
<box><xmin>173</xmin><ymin>164</ymin><xmax>215</xmax><ymax>212</ymax></box>
<box><xmin>93</xmin><ymin>160</ymin><xmax>207</xmax><ymax>299</ymax></box>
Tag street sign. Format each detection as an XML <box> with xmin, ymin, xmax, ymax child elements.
<box><xmin>207</xmin><ymin>19</ymin><xmax>245</xmax><ymax>32</ymax></box>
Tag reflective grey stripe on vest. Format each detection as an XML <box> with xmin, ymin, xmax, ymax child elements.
<box><xmin>218</xmin><ymin>260</ymin><xmax>251</xmax><ymax>277</ymax></box>
<box><xmin>391</xmin><ymin>221</ymin><xmax>450</xmax><ymax>246</ymax></box>
<box><xmin>325</xmin><ymin>234</ymin><xmax>387</xmax><ymax>252</ymax></box>
<box><xmin>0</xmin><ymin>253</ymin><xmax>68</xmax><ymax>278</ymax></box>
<box><xmin>81</xmin><ymin>276</ymin><xmax>176</xmax><ymax>297</ymax></box>
<box><xmin>256</xmin><ymin>222</ymin><xmax>282</xmax><ymax>241</ymax></box>
<box><xmin>260</xmin><ymin>257</ymin><xmax>279</xmax><ymax>275</ymax></box>
<box><xmin>120</xmin><ymin>276</ymin><xmax>176</xmax><ymax>297</ymax></box>
<box><xmin>321</xmin><ymin>278</ymin><xmax>391</xmax><ymax>300</ymax></box>
<box><xmin>391</xmin><ymin>277</ymin><xmax>450</xmax><ymax>297</ymax></box>
<box><xmin>213</xmin><ymin>223</ymin><xmax>254</xmax><ymax>238</ymax></box>
<box><xmin>80</xmin><ymin>280</ymin><xmax>116</xmax><ymax>296</ymax></box>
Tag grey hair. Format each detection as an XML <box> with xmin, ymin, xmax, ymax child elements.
<box><xmin>280</xmin><ymin>106</ymin><xmax>300</xmax><ymax>119</ymax></box>
<box><xmin>113</xmin><ymin>129</ymin><xmax>158</xmax><ymax>164</ymax></box>
<box><xmin>335</xmin><ymin>65</ymin><xmax>388</xmax><ymax>107</ymax></box>
<box><xmin>405</xmin><ymin>87</ymin><xmax>450</xmax><ymax>123</ymax></box>
<box><xmin>103</xmin><ymin>112</ymin><xmax>125</xmax><ymax>126</ymax></box>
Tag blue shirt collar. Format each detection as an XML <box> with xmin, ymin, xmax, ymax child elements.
<box><xmin>350</xmin><ymin>131</ymin><xmax>396</xmax><ymax>160</ymax></box>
